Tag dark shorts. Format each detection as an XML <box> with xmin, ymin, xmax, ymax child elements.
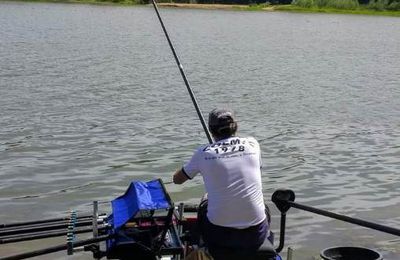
<box><xmin>197</xmin><ymin>199</ymin><xmax>270</xmax><ymax>251</ymax></box>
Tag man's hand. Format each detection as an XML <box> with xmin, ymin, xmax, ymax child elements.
<box><xmin>173</xmin><ymin>168</ymin><xmax>189</xmax><ymax>184</ymax></box>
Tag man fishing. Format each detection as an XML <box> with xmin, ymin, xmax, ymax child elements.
<box><xmin>173</xmin><ymin>108</ymin><xmax>269</xmax><ymax>258</ymax></box>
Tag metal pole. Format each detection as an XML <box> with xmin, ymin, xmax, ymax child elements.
<box><xmin>287</xmin><ymin>247</ymin><xmax>294</xmax><ymax>260</ymax></box>
<box><xmin>275</xmin><ymin>212</ymin><xmax>286</xmax><ymax>253</ymax></box>
<box><xmin>289</xmin><ymin>201</ymin><xmax>400</xmax><ymax>237</ymax></box>
<box><xmin>178</xmin><ymin>203</ymin><xmax>184</xmax><ymax>236</ymax></box>
<box><xmin>93</xmin><ymin>201</ymin><xmax>99</xmax><ymax>239</ymax></box>
<box><xmin>92</xmin><ymin>201</ymin><xmax>100</xmax><ymax>260</ymax></box>
<box><xmin>177</xmin><ymin>202</ymin><xmax>185</xmax><ymax>260</ymax></box>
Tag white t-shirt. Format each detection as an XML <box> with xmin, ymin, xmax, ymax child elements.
<box><xmin>183</xmin><ymin>136</ymin><xmax>266</xmax><ymax>228</ymax></box>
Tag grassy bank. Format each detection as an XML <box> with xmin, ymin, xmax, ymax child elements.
<box><xmin>159</xmin><ymin>2</ymin><xmax>400</xmax><ymax>16</ymax></box>
<box><xmin>158</xmin><ymin>3</ymin><xmax>250</xmax><ymax>9</ymax></box>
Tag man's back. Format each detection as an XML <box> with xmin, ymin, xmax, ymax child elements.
<box><xmin>184</xmin><ymin>136</ymin><xmax>266</xmax><ymax>228</ymax></box>
<box><xmin>173</xmin><ymin>108</ymin><xmax>269</xmax><ymax>253</ymax></box>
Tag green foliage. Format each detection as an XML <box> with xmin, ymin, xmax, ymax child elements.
<box><xmin>328</xmin><ymin>0</ymin><xmax>359</xmax><ymax>9</ymax></box>
<box><xmin>243</xmin><ymin>3</ymin><xmax>272</xmax><ymax>9</ymax></box>
<box><xmin>293</xmin><ymin>0</ymin><xmax>358</xmax><ymax>9</ymax></box>
<box><xmin>274</xmin><ymin>2</ymin><xmax>400</xmax><ymax>14</ymax></box>
<box><xmin>388</xmin><ymin>0</ymin><xmax>400</xmax><ymax>10</ymax></box>
<box><xmin>293</xmin><ymin>0</ymin><xmax>400</xmax><ymax>11</ymax></box>
<box><xmin>367</xmin><ymin>0</ymin><xmax>400</xmax><ymax>10</ymax></box>
<box><xmin>314</xmin><ymin>0</ymin><xmax>329</xmax><ymax>7</ymax></box>
<box><xmin>368</xmin><ymin>0</ymin><xmax>388</xmax><ymax>9</ymax></box>
<box><xmin>293</xmin><ymin>0</ymin><xmax>314</xmax><ymax>7</ymax></box>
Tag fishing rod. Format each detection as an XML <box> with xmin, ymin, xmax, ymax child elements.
<box><xmin>0</xmin><ymin>219</ymin><xmax>104</xmax><ymax>237</ymax></box>
<box><xmin>0</xmin><ymin>234</ymin><xmax>112</xmax><ymax>260</ymax></box>
<box><xmin>0</xmin><ymin>225</ymin><xmax>108</xmax><ymax>245</ymax></box>
<box><xmin>0</xmin><ymin>213</ymin><xmax>105</xmax><ymax>229</ymax></box>
<box><xmin>150</xmin><ymin>0</ymin><xmax>213</xmax><ymax>144</ymax></box>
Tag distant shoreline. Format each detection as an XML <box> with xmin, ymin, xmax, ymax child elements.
<box><xmin>2</xmin><ymin>0</ymin><xmax>400</xmax><ymax>16</ymax></box>
<box><xmin>157</xmin><ymin>2</ymin><xmax>275</xmax><ymax>10</ymax></box>
<box><xmin>158</xmin><ymin>3</ymin><xmax>400</xmax><ymax>16</ymax></box>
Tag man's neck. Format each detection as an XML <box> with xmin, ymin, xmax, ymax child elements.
<box><xmin>214</xmin><ymin>135</ymin><xmax>235</xmax><ymax>142</ymax></box>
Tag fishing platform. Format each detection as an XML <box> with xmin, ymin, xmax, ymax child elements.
<box><xmin>1</xmin><ymin>178</ymin><xmax>399</xmax><ymax>260</ymax></box>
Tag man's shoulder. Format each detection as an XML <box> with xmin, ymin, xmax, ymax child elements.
<box><xmin>195</xmin><ymin>143</ymin><xmax>210</xmax><ymax>153</ymax></box>
<box><xmin>241</xmin><ymin>136</ymin><xmax>260</xmax><ymax>149</ymax></box>
<box><xmin>241</xmin><ymin>136</ymin><xmax>259</xmax><ymax>143</ymax></box>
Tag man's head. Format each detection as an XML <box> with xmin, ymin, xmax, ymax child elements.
<box><xmin>208</xmin><ymin>108</ymin><xmax>238</xmax><ymax>141</ymax></box>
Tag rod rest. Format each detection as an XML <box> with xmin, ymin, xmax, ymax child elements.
<box><xmin>271</xmin><ymin>189</ymin><xmax>295</xmax><ymax>214</ymax></box>
<box><xmin>271</xmin><ymin>189</ymin><xmax>296</xmax><ymax>253</ymax></box>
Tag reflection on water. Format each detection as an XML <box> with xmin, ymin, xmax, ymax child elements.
<box><xmin>0</xmin><ymin>1</ymin><xmax>399</xmax><ymax>259</ymax></box>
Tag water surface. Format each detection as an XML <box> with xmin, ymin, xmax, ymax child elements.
<box><xmin>0</xmin><ymin>2</ymin><xmax>399</xmax><ymax>259</ymax></box>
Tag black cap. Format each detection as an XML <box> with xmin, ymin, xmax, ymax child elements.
<box><xmin>208</xmin><ymin>108</ymin><xmax>236</xmax><ymax>127</ymax></box>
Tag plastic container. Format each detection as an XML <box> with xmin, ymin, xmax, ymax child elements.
<box><xmin>320</xmin><ymin>246</ymin><xmax>382</xmax><ymax>260</ymax></box>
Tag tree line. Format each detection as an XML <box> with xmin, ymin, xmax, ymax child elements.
<box><xmin>292</xmin><ymin>0</ymin><xmax>400</xmax><ymax>10</ymax></box>
<box><xmin>149</xmin><ymin>0</ymin><xmax>400</xmax><ymax>10</ymax></box>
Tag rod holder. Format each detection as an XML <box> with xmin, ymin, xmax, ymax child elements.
<box><xmin>178</xmin><ymin>203</ymin><xmax>184</xmax><ymax>236</ymax></box>
<box><xmin>93</xmin><ymin>201</ymin><xmax>99</xmax><ymax>238</ymax></box>
<box><xmin>67</xmin><ymin>235</ymin><xmax>73</xmax><ymax>255</ymax></box>
<box><xmin>66</xmin><ymin>210</ymin><xmax>77</xmax><ymax>256</ymax></box>
<box><xmin>271</xmin><ymin>189</ymin><xmax>295</xmax><ymax>214</ymax></box>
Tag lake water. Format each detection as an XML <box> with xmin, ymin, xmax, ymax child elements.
<box><xmin>0</xmin><ymin>1</ymin><xmax>399</xmax><ymax>259</ymax></box>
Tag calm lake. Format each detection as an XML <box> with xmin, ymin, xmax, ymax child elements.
<box><xmin>0</xmin><ymin>1</ymin><xmax>399</xmax><ymax>259</ymax></box>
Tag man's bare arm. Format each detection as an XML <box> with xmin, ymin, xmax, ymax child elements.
<box><xmin>173</xmin><ymin>168</ymin><xmax>189</xmax><ymax>184</ymax></box>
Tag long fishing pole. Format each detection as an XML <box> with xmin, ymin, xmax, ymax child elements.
<box><xmin>150</xmin><ymin>0</ymin><xmax>213</xmax><ymax>144</ymax></box>
<box><xmin>0</xmin><ymin>225</ymin><xmax>108</xmax><ymax>245</ymax></box>
<box><xmin>0</xmin><ymin>234</ymin><xmax>112</xmax><ymax>260</ymax></box>
<box><xmin>0</xmin><ymin>214</ymin><xmax>105</xmax><ymax>229</ymax></box>
<box><xmin>0</xmin><ymin>219</ymin><xmax>102</xmax><ymax>237</ymax></box>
